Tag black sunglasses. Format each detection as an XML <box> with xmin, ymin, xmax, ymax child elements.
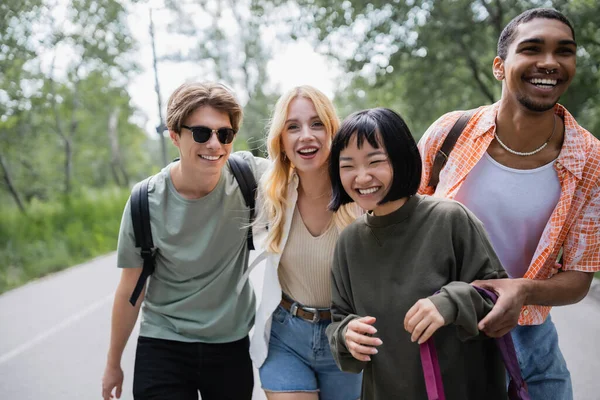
<box><xmin>181</xmin><ymin>125</ymin><xmax>236</xmax><ymax>144</ymax></box>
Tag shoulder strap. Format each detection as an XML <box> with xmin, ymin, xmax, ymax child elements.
<box><xmin>427</xmin><ymin>109</ymin><xmax>477</xmax><ymax>189</ymax></box>
<box><xmin>473</xmin><ymin>287</ymin><xmax>530</xmax><ymax>400</ymax></box>
<box><xmin>419</xmin><ymin>286</ymin><xmax>530</xmax><ymax>400</ymax></box>
<box><xmin>228</xmin><ymin>153</ymin><xmax>258</xmax><ymax>251</ymax></box>
<box><xmin>129</xmin><ymin>177</ymin><xmax>156</xmax><ymax>306</ymax></box>
<box><xmin>420</xmin><ymin>339</ymin><xmax>446</xmax><ymax>400</ymax></box>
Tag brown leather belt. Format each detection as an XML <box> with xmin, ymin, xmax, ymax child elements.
<box><xmin>280</xmin><ymin>297</ymin><xmax>331</xmax><ymax>323</ymax></box>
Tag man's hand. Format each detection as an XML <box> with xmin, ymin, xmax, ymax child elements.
<box><xmin>344</xmin><ymin>316</ymin><xmax>383</xmax><ymax>362</ymax></box>
<box><xmin>102</xmin><ymin>364</ymin><xmax>124</xmax><ymax>400</ymax></box>
<box><xmin>471</xmin><ymin>278</ymin><xmax>527</xmax><ymax>337</ymax></box>
<box><xmin>404</xmin><ymin>299</ymin><xmax>445</xmax><ymax>344</ymax></box>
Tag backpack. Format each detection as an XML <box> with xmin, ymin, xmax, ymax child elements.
<box><xmin>427</xmin><ymin>109</ymin><xmax>476</xmax><ymax>190</ymax></box>
<box><xmin>128</xmin><ymin>153</ymin><xmax>257</xmax><ymax>306</ymax></box>
<box><xmin>426</xmin><ymin>108</ymin><xmax>564</xmax><ymax>265</ymax></box>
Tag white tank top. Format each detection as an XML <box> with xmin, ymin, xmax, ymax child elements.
<box><xmin>454</xmin><ymin>152</ymin><xmax>561</xmax><ymax>278</ymax></box>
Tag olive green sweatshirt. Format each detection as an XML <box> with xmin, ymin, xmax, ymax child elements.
<box><xmin>326</xmin><ymin>194</ymin><xmax>509</xmax><ymax>400</ymax></box>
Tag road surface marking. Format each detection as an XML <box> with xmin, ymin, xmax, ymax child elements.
<box><xmin>0</xmin><ymin>293</ymin><xmax>114</xmax><ymax>365</ymax></box>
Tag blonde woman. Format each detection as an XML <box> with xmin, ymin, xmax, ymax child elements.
<box><xmin>250</xmin><ymin>86</ymin><xmax>362</xmax><ymax>400</ymax></box>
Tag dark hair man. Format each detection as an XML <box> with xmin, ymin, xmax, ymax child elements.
<box><xmin>418</xmin><ymin>8</ymin><xmax>599</xmax><ymax>399</ymax></box>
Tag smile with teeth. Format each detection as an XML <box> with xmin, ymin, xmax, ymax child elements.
<box><xmin>200</xmin><ymin>154</ymin><xmax>221</xmax><ymax>161</ymax></box>
<box><xmin>357</xmin><ymin>187</ymin><xmax>380</xmax><ymax>195</ymax></box>
<box><xmin>298</xmin><ymin>147</ymin><xmax>318</xmax><ymax>154</ymax></box>
<box><xmin>529</xmin><ymin>78</ymin><xmax>557</xmax><ymax>87</ymax></box>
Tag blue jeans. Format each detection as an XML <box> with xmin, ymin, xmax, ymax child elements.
<box><xmin>259</xmin><ymin>305</ymin><xmax>362</xmax><ymax>400</ymax></box>
<box><xmin>511</xmin><ymin>314</ymin><xmax>573</xmax><ymax>400</ymax></box>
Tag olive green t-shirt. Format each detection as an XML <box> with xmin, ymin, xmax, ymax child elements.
<box><xmin>117</xmin><ymin>151</ymin><xmax>269</xmax><ymax>343</ymax></box>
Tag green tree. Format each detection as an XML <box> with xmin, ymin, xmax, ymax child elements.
<box><xmin>0</xmin><ymin>0</ymin><xmax>45</xmax><ymax>211</ymax></box>
<box><xmin>1</xmin><ymin>0</ymin><xmax>152</xmax><ymax>209</ymax></box>
<box><xmin>255</xmin><ymin>0</ymin><xmax>600</xmax><ymax>137</ymax></box>
<box><xmin>42</xmin><ymin>0</ymin><xmax>138</xmax><ymax>194</ymax></box>
<box><xmin>163</xmin><ymin>0</ymin><xmax>278</xmax><ymax>155</ymax></box>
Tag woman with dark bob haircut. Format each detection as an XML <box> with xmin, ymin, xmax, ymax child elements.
<box><xmin>329</xmin><ymin>108</ymin><xmax>421</xmax><ymax>211</ymax></box>
<box><xmin>325</xmin><ymin>108</ymin><xmax>510</xmax><ymax>400</ymax></box>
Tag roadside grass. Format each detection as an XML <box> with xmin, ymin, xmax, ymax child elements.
<box><xmin>0</xmin><ymin>187</ymin><xmax>129</xmax><ymax>294</ymax></box>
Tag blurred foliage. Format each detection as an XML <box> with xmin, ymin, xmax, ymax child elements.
<box><xmin>1</xmin><ymin>0</ymin><xmax>153</xmax><ymax>208</ymax></box>
<box><xmin>2</xmin><ymin>0</ymin><xmax>599</xmax><ymax>287</ymax></box>
<box><xmin>0</xmin><ymin>0</ymin><xmax>154</xmax><ymax>287</ymax></box>
<box><xmin>0</xmin><ymin>186</ymin><xmax>130</xmax><ymax>294</ymax></box>
<box><xmin>254</xmin><ymin>0</ymin><xmax>600</xmax><ymax>138</ymax></box>
<box><xmin>163</xmin><ymin>0</ymin><xmax>279</xmax><ymax>156</ymax></box>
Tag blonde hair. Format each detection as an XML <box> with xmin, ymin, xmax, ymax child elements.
<box><xmin>261</xmin><ymin>85</ymin><xmax>356</xmax><ymax>253</ymax></box>
<box><xmin>166</xmin><ymin>82</ymin><xmax>243</xmax><ymax>133</ymax></box>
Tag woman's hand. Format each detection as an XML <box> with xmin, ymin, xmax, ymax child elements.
<box><xmin>404</xmin><ymin>299</ymin><xmax>445</xmax><ymax>344</ymax></box>
<box><xmin>344</xmin><ymin>316</ymin><xmax>383</xmax><ymax>362</ymax></box>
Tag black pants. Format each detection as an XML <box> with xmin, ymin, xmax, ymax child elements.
<box><xmin>133</xmin><ymin>336</ymin><xmax>254</xmax><ymax>400</ymax></box>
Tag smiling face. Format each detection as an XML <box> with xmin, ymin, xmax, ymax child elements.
<box><xmin>338</xmin><ymin>134</ymin><xmax>394</xmax><ymax>213</ymax></box>
<box><xmin>170</xmin><ymin>105</ymin><xmax>235</xmax><ymax>176</ymax></box>
<box><xmin>494</xmin><ymin>18</ymin><xmax>577</xmax><ymax>112</ymax></box>
<box><xmin>281</xmin><ymin>97</ymin><xmax>331</xmax><ymax>173</ymax></box>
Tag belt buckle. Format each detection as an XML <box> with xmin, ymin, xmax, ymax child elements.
<box><xmin>290</xmin><ymin>302</ymin><xmax>299</xmax><ymax>317</ymax></box>
<box><xmin>302</xmin><ymin>306</ymin><xmax>320</xmax><ymax>323</ymax></box>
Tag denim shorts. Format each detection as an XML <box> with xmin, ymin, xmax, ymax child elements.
<box><xmin>511</xmin><ymin>314</ymin><xmax>572</xmax><ymax>400</ymax></box>
<box><xmin>259</xmin><ymin>305</ymin><xmax>362</xmax><ymax>400</ymax></box>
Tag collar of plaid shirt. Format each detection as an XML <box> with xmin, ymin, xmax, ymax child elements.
<box><xmin>418</xmin><ymin>102</ymin><xmax>600</xmax><ymax>325</ymax></box>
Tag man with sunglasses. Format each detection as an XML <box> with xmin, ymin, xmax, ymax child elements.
<box><xmin>102</xmin><ymin>82</ymin><xmax>269</xmax><ymax>400</ymax></box>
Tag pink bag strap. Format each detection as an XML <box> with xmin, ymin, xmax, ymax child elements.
<box><xmin>419</xmin><ymin>286</ymin><xmax>530</xmax><ymax>400</ymax></box>
<box><xmin>420</xmin><ymin>337</ymin><xmax>446</xmax><ymax>400</ymax></box>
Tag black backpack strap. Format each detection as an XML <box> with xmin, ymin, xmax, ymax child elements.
<box><xmin>129</xmin><ymin>177</ymin><xmax>156</xmax><ymax>306</ymax></box>
<box><xmin>427</xmin><ymin>109</ymin><xmax>477</xmax><ymax>190</ymax></box>
<box><xmin>228</xmin><ymin>154</ymin><xmax>257</xmax><ymax>251</ymax></box>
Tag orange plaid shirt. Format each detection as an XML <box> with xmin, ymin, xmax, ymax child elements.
<box><xmin>418</xmin><ymin>103</ymin><xmax>600</xmax><ymax>325</ymax></box>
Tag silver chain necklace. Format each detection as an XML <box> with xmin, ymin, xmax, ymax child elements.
<box><xmin>494</xmin><ymin>115</ymin><xmax>556</xmax><ymax>157</ymax></box>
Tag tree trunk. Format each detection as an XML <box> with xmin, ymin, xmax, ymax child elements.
<box><xmin>149</xmin><ymin>8</ymin><xmax>168</xmax><ymax>167</ymax></box>
<box><xmin>64</xmin><ymin>137</ymin><xmax>72</xmax><ymax>195</ymax></box>
<box><xmin>457</xmin><ymin>38</ymin><xmax>496</xmax><ymax>103</ymax></box>
<box><xmin>64</xmin><ymin>77</ymin><xmax>81</xmax><ymax>196</ymax></box>
<box><xmin>108</xmin><ymin>109</ymin><xmax>122</xmax><ymax>186</ymax></box>
<box><xmin>48</xmin><ymin>55</ymin><xmax>72</xmax><ymax>196</ymax></box>
<box><xmin>0</xmin><ymin>153</ymin><xmax>26</xmax><ymax>213</ymax></box>
<box><xmin>107</xmin><ymin>108</ymin><xmax>129</xmax><ymax>186</ymax></box>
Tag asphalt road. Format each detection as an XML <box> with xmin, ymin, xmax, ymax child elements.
<box><xmin>0</xmin><ymin>252</ymin><xmax>598</xmax><ymax>399</ymax></box>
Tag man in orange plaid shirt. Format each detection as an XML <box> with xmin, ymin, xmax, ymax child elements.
<box><xmin>418</xmin><ymin>8</ymin><xmax>599</xmax><ymax>400</ymax></box>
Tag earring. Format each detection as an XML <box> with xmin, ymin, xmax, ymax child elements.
<box><xmin>281</xmin><ymin>152</ymin><xmax>287</xmax><ymax>162</ymax></box>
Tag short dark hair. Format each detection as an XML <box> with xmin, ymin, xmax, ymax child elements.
<box><xmin>497</xmin><ymin>8</ymin><xmax>575</xmax><ymax>60</ymax></box>
<box><xmin>329</xmin><ymin>108</ymin><xmax>422</xmax><ymax>211</ymax></box>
